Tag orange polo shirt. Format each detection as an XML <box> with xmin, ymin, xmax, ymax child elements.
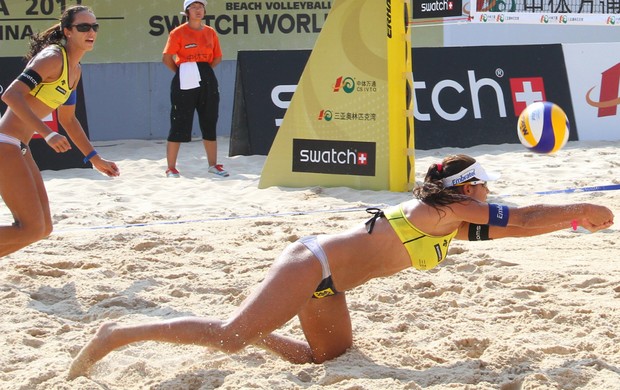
<box><xmin>163</xmin><ymin>23</ymin><xmax>222</xmax><ymax>66</ymax></box>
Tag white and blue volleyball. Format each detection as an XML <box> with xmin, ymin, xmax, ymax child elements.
<box><xmin>517</xmin><ymin>101</ymin><xmax>570</xmax><ymax>154</ymax></box>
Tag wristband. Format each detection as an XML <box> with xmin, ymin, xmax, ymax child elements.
<box><xmin>571</xmin><ymin>219</ymin><xmax>578</xmax><ymax>231</ymax></box>
<box><xmin>44</xmin><ymin>132</ymin><xmax>59</xmax><ymax>142</ymax></box>
<box><xmin>83</xmin><ymin>150</ymin><xmax>98</xmax><ymax>164</ymax></box>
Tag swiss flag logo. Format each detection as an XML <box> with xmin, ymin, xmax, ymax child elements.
<box><xmin>33</xmin><ymin>110</ymin><xmax>59</xmax><ymax>139</ymax></box>
<box><xmin>509</xmin><ymin>77</ymin><xmax>547</xmax><ymax>116</ymax></box>
<box><xmin>357</xmin><ymin>152</ymin><xmax>368</xmax><ymax>165</ymax></box>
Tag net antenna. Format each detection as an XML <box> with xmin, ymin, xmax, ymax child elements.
<box><xmin>469</xmin><ymin>0</ymin><xmax>620</xmax><ymax>26</ymax></box>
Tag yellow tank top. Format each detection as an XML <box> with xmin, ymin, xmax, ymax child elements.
<box><xmin>384</xmin><ymin>205</ymin><xmax>457</xmax><ymax>270</ymax></box>
<box><xmin>29</xmin><ymin>46</ymin><xmax>73</xmax><ymax>109</ymax></box>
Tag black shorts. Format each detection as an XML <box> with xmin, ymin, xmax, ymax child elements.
<box><xmin>168</xmin><ymin>62</ymin><xmax>220</xmax><ymax>143</ymax></box>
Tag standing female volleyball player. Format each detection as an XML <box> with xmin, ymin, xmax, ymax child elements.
<box><xmin>68</xmin><ymin>154</ymin><xmax>613</xmax><ymax>379</ymax></box>
<box><xmin>0</xmin><ymin>5</ymin><xmax>119</xmax><ymax>258</ymax></box>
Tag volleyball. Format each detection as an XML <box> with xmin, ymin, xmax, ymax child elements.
<box><xmin>517</xmin><ymin>102</ymin><xmax>570</xmax><ymax>154</ymax></box>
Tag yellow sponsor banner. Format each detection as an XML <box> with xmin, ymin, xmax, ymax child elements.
<box><xmin>259</xmin><ymin>0</ymin><xmax>414</xmax><ymax>191</ymax></box>
<box><xmin>0</xmin><ymin>0</ymin><xmax>331</xmax><ymax>62</ymax></box>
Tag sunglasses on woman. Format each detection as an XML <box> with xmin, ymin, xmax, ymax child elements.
<box><xmin>455</xmin><ymin>180</ymin><xmax>488</xmax><ymax>188</ymax></box>
<box><xmin>71</xmin><ymin>23</ymin><xmax>99</xmax><ymax>32</ymax></box>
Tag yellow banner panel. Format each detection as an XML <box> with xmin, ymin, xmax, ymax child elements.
<box><xmin>0</xmin><ymin>0</ymin><xmax>331</xmax><ymax>62</ymax></box>
<box><xmin>259</xmin><ymin>0</ymin><xmax>413</xmax><ymax>191</ymax></box>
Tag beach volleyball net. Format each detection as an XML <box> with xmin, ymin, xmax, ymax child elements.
<box><xmin>470</xmin><ymin>0</ymin><xmax>620</xmax><ymax>25</ymax></box>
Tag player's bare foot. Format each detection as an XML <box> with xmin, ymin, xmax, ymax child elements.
<box><xmin>67</xmin><ymin>322</ymin><xmax>118</xmax><ymax>380</ymax></box>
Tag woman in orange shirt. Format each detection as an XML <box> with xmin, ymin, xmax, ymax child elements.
<box><xmin>162</xmin><ymin>0</ymin><xmax>227</xmax><ymax>178</ymax></box>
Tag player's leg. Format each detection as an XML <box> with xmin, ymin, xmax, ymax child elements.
<box><xmin>69</xmin><ymin>242</ymin><xmax>325</xmax><ymax>378</ymax></box>
<box><xmin>253</xmin><ymin>292</ymin><xmax>353</xmax><ymax>364</ymax></box>
<box><xmin>297</xmin><ymin>292</ymin><xmax>353</xmax><ymax>363</ymax></box>
<box><xmin>0</xmin><ymin>145</ymin><xmax>50</xmax><ymax>257</ymax></box>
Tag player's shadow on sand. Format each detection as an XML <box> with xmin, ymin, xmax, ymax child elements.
<box><xmin>115</xmin><ymin>347</ymin><xmax>620</xmax><ymax>389</ymax></box>
<box><xmin>26</xmin><ymin>280</ymin><xmax>195</xmax><ymax>323</ymax></box>
<box><xmin>319</xmin><ymin>352</ymin><xmax>620</xmax><ymax>389</ymax></box>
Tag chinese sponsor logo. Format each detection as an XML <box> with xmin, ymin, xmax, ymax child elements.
<box><xmin>333</xmin><ymin>77</ymin><xmax>378</xmax><ymax>94</ymax></box>
<box><xmin>318</xmin><ymin>109</ymin><xmax>377</xmax><ymax>122</ymax></box>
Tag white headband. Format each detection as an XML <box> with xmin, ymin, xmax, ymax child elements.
<box><xmin>184</xmin><ymin>0</ymin><xmax>207</xmax><ymax>10</ymax></box>
<box><xmin>441</xmin><ymin>161</ymin><xmax>500</xmax><ymax>187</ymax></box>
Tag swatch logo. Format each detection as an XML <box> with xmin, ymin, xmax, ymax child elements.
<box><xmin>292</xmin><ymin>139</ymin><xmax>376</xmax><ymax>176</ymax></box>
<box><xmin>413</xmin><ymin>0</ymin><xmax>462</xmax><ymax>19</ymax></box>
<box><xmin>333</xmin><ymin>76</ymin><xmax>355</xmax><ymax>93</ymax></box>
<box><xmin>421</xmin><ymin>0</ymin><xmax>454</xmax><ymax>12</ymax></box>
<box><xmin>586</xmin><ymin>63</ymin><xmax>620</xmax><ymax>117</ymax></box>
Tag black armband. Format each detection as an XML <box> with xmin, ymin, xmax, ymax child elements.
<box><xmin>17</xmin><ymin>68</ymin><xmax>42</xmax><ymax>90</ymax></box>
<box><xmin>468</xmin><ymin>223</ymin><xmax>491</xmax><ymax>241</ymax></box>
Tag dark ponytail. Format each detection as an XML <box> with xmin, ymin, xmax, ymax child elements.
<box><xmin>25</xmin><ymin>5</ymin><xmax>93</xmax><ymax>61</ymax></box>
<box><xmin>25</xmin><ymin>24</ymin><xmax>64</xmax><ymax>61</ymax></box>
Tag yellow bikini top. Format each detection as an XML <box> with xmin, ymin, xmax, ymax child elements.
<box><xmin>29</xmin><ymin>46</ymin><xmax>74</xmax><ymax>109</ymax></box>
<box><xmin>383</xmin><ymin>205</ymin><xmax>457</xmax><ymax>270</ymax></box>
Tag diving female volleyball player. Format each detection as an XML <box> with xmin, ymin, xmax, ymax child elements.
<box><xmin>68</xmin><ymin>154</ymin><xmax>613</xmax><ymax>378</ymax></box>
<box><xmin>0</xmin><ymin>5</ymin><xmax>119</xmax><ymax>258</ymax></box>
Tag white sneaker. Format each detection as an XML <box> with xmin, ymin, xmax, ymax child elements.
<box><xmin>166</xmin><ymin>168</ymin><xmax>180</xmax><ymax>178</ymax></box>
<box><xmin>208</xmin><ymin>164</ymin><xmax>229</xmax><ymax>177</ymax></box>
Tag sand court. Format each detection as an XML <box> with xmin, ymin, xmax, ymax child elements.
<box><xmin>0</xmin><ymin>138</ymin><xmax>618</xmax><ymax>389</ymax></box>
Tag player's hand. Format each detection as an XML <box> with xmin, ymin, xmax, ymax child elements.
<box><xmin>92</xmin><ymin>158</ymin><xmax>120</xmax><ymax>177</ymax></box>
<box><xmin>46</xmin><ymin>133</ymin><xmax>72</xmax><ymax>153</ymax></box>
<box><xmin>580</xmin><ymin>219</ymin><xmax>614</xmax><ymax>233</ymax></box>
<box><xmin>579</xmin><ymin>205</ymin><xmax>614</xmax><ymax>232</ymax></box>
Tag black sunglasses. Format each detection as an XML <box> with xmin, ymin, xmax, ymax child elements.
<box><xmin>71</xmin><ymin>23</ymin><xmax>99</xmax><ymax>32</ymax></box>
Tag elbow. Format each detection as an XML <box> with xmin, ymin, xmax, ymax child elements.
<box><xmin>1</xmin><ymin>89</ymin><xmax>16</xmax><ymax>107</ymax></box>
<box><xmin>162</xmin><ymin>54</ymin><xmax>173</xmax><ymax>66</ymax></box>
<box><xmin>57</xmin><ymin>118</ymin><xmax>74</xmax><ymax>133</ymax></box>
<box><xmin>57</xmin><ymin>118</ymin><xmax>70</xmax><ymax>130</ymax></box>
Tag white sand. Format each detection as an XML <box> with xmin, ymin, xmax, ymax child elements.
<box><xmin>0</xmin><ymin>138</ymin><xmax>618</xmax><ymax>389</ymax></box>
